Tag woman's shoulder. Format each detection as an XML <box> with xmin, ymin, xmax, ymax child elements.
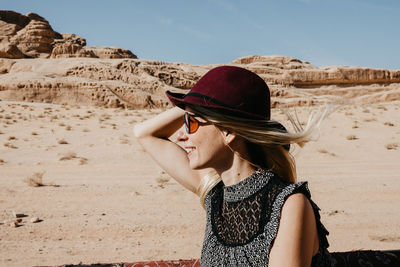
<box><xmin>267</xmin><ymin>172</ymin><xmax>311</xmax><ymax>198</ymax></box>
<box><xmin>266</xmin><ymin>174</ymin><xmax>318</xmax><ymax>234</ymax></box>
<box><xmin>267</xmin><ymin>173</ymin><xmax>331</xmax><ymax>252</ymax></box>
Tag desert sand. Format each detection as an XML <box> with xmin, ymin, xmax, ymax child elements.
<box><xmin>0</xmin><ymin>100</ymin><xmax>399</xmax><ymax>266</ymax></box>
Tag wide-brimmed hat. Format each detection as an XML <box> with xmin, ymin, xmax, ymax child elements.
<box><xmin>166</xmin><ymin>66</ymin><xmax>270</xmax><ymax>120</ymax></box>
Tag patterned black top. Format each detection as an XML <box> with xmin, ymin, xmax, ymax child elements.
<box><xmin>201</xmin><ymin>169</ymin><xmax>332</xmax><ymax>266</ymax></box>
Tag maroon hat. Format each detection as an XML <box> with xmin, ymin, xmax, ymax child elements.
<box><xmin>166</xmin><ymin>66</ymin><xmax>270</xmax><ymax>120</ymax></box>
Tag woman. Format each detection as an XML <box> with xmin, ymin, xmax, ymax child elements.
<box><xmin>133</xmin><ymin>66</ymin><xmax>331</xmax><ymax>266</ymax></box>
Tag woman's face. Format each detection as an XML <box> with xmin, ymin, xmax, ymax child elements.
<box><xmin>178</xmin><ymin>111</ymin><xmax>232</xmax><ymax>170</ymax></box>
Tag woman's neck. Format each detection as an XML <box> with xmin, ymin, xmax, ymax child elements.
<box><xmin>218</xmin><ymin>156</ymin><xmax>257</xmax><ymax>186</ymax></box>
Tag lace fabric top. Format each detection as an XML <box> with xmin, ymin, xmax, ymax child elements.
<box><xmin>201</xmin><ymin>169</ymin><xmax>331</xmax><ymax>266</ymax></box>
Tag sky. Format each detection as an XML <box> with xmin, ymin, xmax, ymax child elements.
<box><xmin>2</xmin><ymin>0</ymin><xmax>400</xmax><ymax>69</ymax></box>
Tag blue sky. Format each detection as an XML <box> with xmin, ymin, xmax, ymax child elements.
<box><xmin>2</xmin><ymin>0</ymin><xmax>400</xmax><ymax>69</ymax></box>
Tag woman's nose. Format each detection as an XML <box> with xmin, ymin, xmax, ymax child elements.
<box><xmin>177</xmin><ymin>126</ymin><xmax>188</xmax><ymax>141</ymax></box>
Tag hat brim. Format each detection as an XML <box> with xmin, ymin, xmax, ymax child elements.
<box><xmin>166</xmin><ymin>90</ymin><xmax>266</xmax><ymax>120</ymax></box>
<box><xmin>165</xmin><ymin>90</ymin><xmax>187</xmax><ymax>110</ymax></box>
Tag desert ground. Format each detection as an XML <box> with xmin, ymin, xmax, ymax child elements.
<box><xmin>0</xmin><ymin>100</ymin><xmax>399</xmax><ymax>266</ymax></box>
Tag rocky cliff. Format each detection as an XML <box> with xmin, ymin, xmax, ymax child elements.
<box><xmin>0</xmin><ymin>11</ymin><xmax>399</xmax><ymax>109</ymax></box>
<box><xmin>0</xmin><ymin>10</ymin><xmax>136</xmax><ymax>59</ymax></box>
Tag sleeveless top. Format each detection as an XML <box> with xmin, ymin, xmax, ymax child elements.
<box><xmin>201</xmin><ymin>169</ymin><xmax>332</xmax><ymax>266</ymax></box>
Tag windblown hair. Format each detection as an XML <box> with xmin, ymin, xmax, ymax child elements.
<box><xmin>188</xmin><ymin>104</ymin><xmax>331</xmax><ymax>209</ymax></box>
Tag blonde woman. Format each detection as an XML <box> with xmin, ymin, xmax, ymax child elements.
<box><xmin>133</xmin><ymin>66</ymin><xmax>331</xmax><ymax>266</ymax></box>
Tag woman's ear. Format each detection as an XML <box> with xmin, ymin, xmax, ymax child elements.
<box><xmin>222</xmin><ymin>129</ymin><xmax>236</xmax><ymax>144</ymax></box>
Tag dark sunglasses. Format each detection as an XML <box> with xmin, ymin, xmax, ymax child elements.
<box><xmin>184</xmin><ymin>112</ymin><xmax>206</xmax><ymax>134</ymax></box>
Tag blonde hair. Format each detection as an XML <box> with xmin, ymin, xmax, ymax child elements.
<box><xmin>190</xmin><ymin>104</ymin><xmax>332</xmax><ymax>209</ymax></box>
<box><xmin>196</xmin><ymin>169</ymin><xmax>222</xmax><ymax>209</ymax></box>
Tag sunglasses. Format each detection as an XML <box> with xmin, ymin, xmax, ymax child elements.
<box><xmin>184</xmin><ymin>112</ymin><xmax>206</xmax><ymax>134</ymax></box>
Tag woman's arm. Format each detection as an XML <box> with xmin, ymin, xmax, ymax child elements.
<box><xmin>268</xmin><ymin>193</ymin><xmax>319</xmax><ymax>267</ymax></box>
<box><xmin>133</xmin><ymin>107</ymin><xmax>202</xmax><ymax>194</ymax></box>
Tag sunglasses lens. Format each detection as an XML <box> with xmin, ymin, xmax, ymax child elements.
<box><xmin>184</xmin><ymin>113</ymin><xmax>199</xmax><ymax>134</ymax></box>
<box><xmin>188</xmin><ymin>116</ymin><xmax>199</xmax><ymax>133</ymax></box>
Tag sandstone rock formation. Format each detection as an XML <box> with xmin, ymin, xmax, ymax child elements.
<box><xmin>0</xmin><ymin>58</ymin><xmax>204</xmax><ymax>108</ymax></box>
<box><xmin>49</xmin><ymin>33</ymin><xmax>93</xmax><ymax>58</ymax></box>
<box><xmin>0</xmin><ymin>10</ymin><xmax>137</xmax><ymax>59</ymax></box>
<box><xmin>0</xmin><ymin>11</ymin><xmax>399</xmax><ymax>109</ymax></box>
<box><xmin>50</xmin><ymin>34</ymin><xmax>136</xmax><ymax>59</ymax></box>
<box><xmin>233</xmin><ymin>56</ymin><xmax>400</xmax><ymax>86</ymax></box>
<box><xmin>231</xmin><ymin>56</ymin><xmax>400</xmax><ymax>107</ymax></box>
<box><xmin>0</xmin><ymin>55</ymin><xmax>399</xmax><ymax>109</ymax></box>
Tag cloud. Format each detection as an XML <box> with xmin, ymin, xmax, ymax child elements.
<box><xmin>207</xmin><ymin>0</ymin><xmax>264</xmax><ymax>31</ymax></box>
<box><xmin>157</xmin><ymin>15</ymin><xmax>211</xmax><ymax>41</ymax></box>
<box><xmin>178</xmin><ymin>25</ymin><xmax>211</xmax><ymax>41</ymax></box>
<box><xmin>208</xmin><ymin>0</ymin><xmax>236</xmax><ymax>12</ymax></box>
<box><xmin>159</xmin><ymin>16</ymin><xmax>173</xmax><ymax>26</ymax></box>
